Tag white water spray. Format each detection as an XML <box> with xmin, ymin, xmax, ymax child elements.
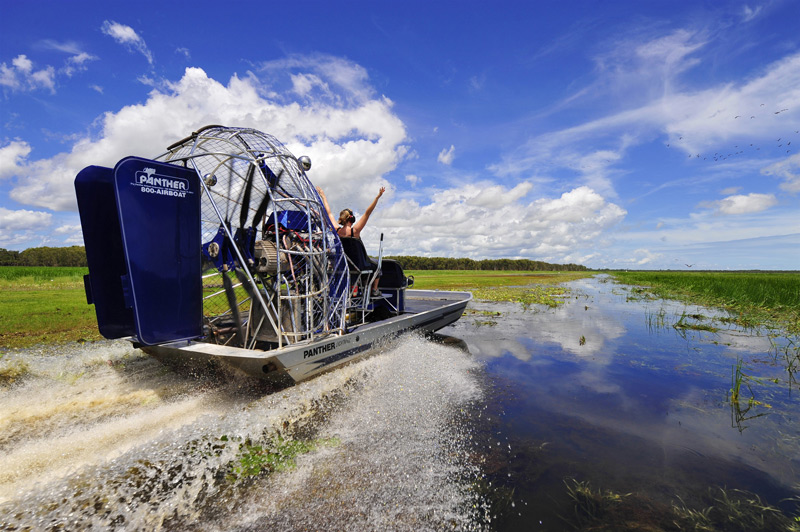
<box><xmin>0</xmin><ymin>335</ymin><xmax>488</xmax><ymax>530</ymax></box>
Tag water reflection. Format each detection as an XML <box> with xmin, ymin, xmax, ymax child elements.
<box><xmin>447</xmin><ymin>275</ymin><xmax>799</xmax><ymax>530</ymax></box>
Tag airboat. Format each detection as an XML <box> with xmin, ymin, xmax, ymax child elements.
<box><xmin>75</xmin><ymin>125</ymin><xmax>470</xmax><ymax>383</ymax></box>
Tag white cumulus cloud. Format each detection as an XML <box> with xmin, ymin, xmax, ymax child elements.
<box><xmin>0</xmin><ymin>207</ymin><xmax>52</xmax><ymax>247</ymax></box>
<box><xmin>379</xmin><ymin>184</ymin><xmax>625</xmax><ymax>261</ymax></box>
<box><xmin>0</xmin><ymin>140</ymin><xmax>32</xmax><ymax>179</ymax></box>
<box><xmin>7</xmin><ymin>62</ymin><xmax>409</xmax><ymax>212</ymax></box>
<box><xmin>0</xmin><ymin>55</ymin><xmax>56</xmax><ymax>93</ymax></box>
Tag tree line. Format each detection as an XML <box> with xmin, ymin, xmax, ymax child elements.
<box><xmin>386</xmin><ymin>255</ymin><xmax>588</xmax><ymax>271</ymax></box>
<box><xmin>0</xmin><ymin>246</ymin><xmax>88</xmax><ymax>267</ymax></box>
<box><xmin>0</xmin><ymin>246</ymin><xmax>587</xmax><ymax>271</ymax></box>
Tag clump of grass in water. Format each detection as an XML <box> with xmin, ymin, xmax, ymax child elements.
<box><xmin>560</xmin><ymin>479</ymin><xmax>799</xmax><ymax>531</ymax></box>
<box><xmin>471</xmin><ymin>285</ymin><xmax>568</xmax><ymax>308</ymax></box>
<box><xmin>465</xmin><ymin>309</ymin><xmax>502</xmax><ymax>327</ymax></box>
<box><xmin>644</xmin><ymin>307</ymin><xmax>669</xmax><ymax>331</ymax></box>
<box><xmin>560</xmin><ymin>479</ymin><xmax>660</xmax><ymax>530</ymax></box>
<box><xmin>673</xmin><ymin>487</ymin><xmax>800</xmax><ymax>531</ymax></box>
<box><xmin>0</xmin><ymin>354</ymin><xmax>30</xmax><ymax>386</ymax></box>
<box><xmin>728</xmin><ymin>357</ymin><xmax>772</xmax><ymax>432</ymax></box>
<box><xmin>673</xmin><ymin>311</ymin><xmax>719</xmax><ymax>333</ymax></box>
<box><xmin>225</xmin><ymin>434</ymin><xmax>339</xmax><ymax>481</ymax></box>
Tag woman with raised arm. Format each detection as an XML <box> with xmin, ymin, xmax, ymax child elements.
<box><xmin>317</xmin><ymin>186</ymin><xmax>385</xmax><ymax>239</ymax></box>
<box><xmin>317</xmin><ymin>185</ymin><xmax>386</xmax><ymax>296</ymax></box>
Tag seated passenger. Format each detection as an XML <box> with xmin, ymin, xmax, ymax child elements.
<box><xmin>317</xmin><ymin>186</ymin><xmax>385</xmax><ymax>295</ymax></box>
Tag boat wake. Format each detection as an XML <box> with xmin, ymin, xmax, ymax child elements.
<box><xmin>0</xmin><ymin>335</ymin><xmax>488</xmax><ymax>530</ymax></box>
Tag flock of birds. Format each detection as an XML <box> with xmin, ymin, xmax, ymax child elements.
<box><xmin>575</xmin><ymin>105</ymin><xmax>796</xmax><ymax>172</ymax></box>
<box><xmin>667</xmin><ymin>105</ymin><xmax>797</xmax><ymax>162</ymax></box>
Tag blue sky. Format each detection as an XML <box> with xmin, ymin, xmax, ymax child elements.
<box><xmin>1</xmin><ymin>0</ymin><xmax>798</xmax><ymax>269</ymax></box>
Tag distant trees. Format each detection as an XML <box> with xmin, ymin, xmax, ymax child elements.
<box><xmin>0</xmin><ymin>246</ymin><xmax>87</xmax><ymax>267</ymax></box>
<box><xmin>386</xmin><ymin>255</ymin><xmax>588</xmax><ymax>271</ymax></box>
<box><xmin>0</xmin><ymin>248</ymin><xmax>20</xmax><ymax>266</ymax></box>
<box><xmin>0</xmin><ymin>245</ymin><xmax>586</xmax><ymax>271</ymax></box>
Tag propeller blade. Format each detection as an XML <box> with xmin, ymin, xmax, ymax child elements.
<box><xmin>234</xmin><ymin>268</ymin><xmax>257</xmax><ymax>300</ymax></box>
<box><xmin>222</xmin><ymin>271</ymin><xmax>244</xmax><ymax>344</ymax></box>
<box><xmin>252</xmin><ymin>169</ymin><xmax>282</xmax><ymax>228</ymax></box>
<box><xmin>239</xmin><ymin>163</ymin><xmax>255</xmax><ymax>229</ymax></box>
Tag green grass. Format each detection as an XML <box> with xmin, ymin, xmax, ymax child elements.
<box><xmin>612</xmin><ymin>271</ymin><xmax>800</xmax><ymax>334</ymax></box>
<box><xmin>0</xmin><ymin>266</ymin><xmax>101</xmax><ymax>348</ymax></box>
<box><xmin>0</xmin><ymin>266</ymin><xmax>88</xmax><ymax>288</ymax></box>
<box><xmin>406</xmin><ymin>270</ymin><xmax>591</xmax><ymax>290</ymax></box>
<box><xmin>408</xmin><ymin>270</ymin><xmax>591</xmax><ymax>307</ymax></box>
<box><xmin>0</xmin><ymin>287</ymin><xmax>102</xmax><ymax>348</ymax></box>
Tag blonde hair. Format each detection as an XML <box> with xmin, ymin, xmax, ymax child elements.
<box><xmin>338</xmin><ymin>209</ymin><xmax>354</xmax><ymax>226</ymax></box>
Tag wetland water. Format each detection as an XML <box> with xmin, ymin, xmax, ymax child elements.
<box><xmin>1</xmin><ymin>275</ymin><xmax>798</xmax><ymax>530</ymax></box>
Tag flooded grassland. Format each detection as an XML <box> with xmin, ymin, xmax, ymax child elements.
<box><xmin>448</xmin><ymin>274</ymin><xmax>800</xmax><ymax>531</ymax></box>
<box><xmin>1</xmin><ymin>272</ymin><xmax>798</xmax><ymax>530</ymax></box>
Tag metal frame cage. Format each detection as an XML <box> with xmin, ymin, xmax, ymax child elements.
<box><xmin>155</xmin><ymin>125</ymin><xmax>349</xmax><ymax>348</ymax></box>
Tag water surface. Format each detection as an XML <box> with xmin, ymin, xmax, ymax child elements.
<box><xmin>1</xmin><ymin>274</ymin><xmax>797</xmax><ymax>530</ymax></box>
<box><xmin>446</xmin><ymin>274</ymin><xmax>799</xmax><ymax>530</ymax></box>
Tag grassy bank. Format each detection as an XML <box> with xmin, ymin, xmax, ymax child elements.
<box><xmin>408</xmin><ymin>270</ymin><xmax>592</xmax><ymax>307</ymax></box>
<box><xmin>0</xmin><ymin>266</ymin><xmax>102</xmax><ymax>349</ymax></box>
<box><xmin>406</xmin><ymin>270</ymin><xmax>591</xmax><ymax>290</ymax></box>
<box><xmin>0</xmin><ymin>266</ymin><xmax>88</xmax><ymax>288</ymax></box>
<box><xmin>611</xmin><ymin>271</ymin><xmax>800</xmax><ymax>334</ymax></box>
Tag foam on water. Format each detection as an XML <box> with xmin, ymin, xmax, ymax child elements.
<box><xmin>213</xmin><ymin>334</ymin><xmax>488</xmax><ymax>531</ymax></box>
<box><xmin>0</xmin><ymin>335</ymin><xmax>488</xmax><ymax>530</ymax></box>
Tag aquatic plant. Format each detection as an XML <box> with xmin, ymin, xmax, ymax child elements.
<box><xmin>644</xmin><ymin>307</ymin><xmax>669</xmax><ymax>331</ymax></box>
<box><xmin>769</xmin><ymin>334</ymin><xmax>800</xmax><ymax>388</ymax></box>
<box><xmin>672</xmin><ymin>487</ymin><xmax>800</xmax><ymax>531</ymax></box>
<box><xmin>673</xmin><ymin>311</ymin><xmax>719</xmax><ymax>333</ymax></box>
<box><xmin>560</xmin><ymin>479</ymin><xmax>663</xmax><ymax>531</ymax></box>
<box><xmin>560</xmin><ymin>480</ymin><xmax>799</xmax><ymax>531</ymax></box>
<box><xmin>728</xmin><ymin>358</ymin><xmax>771</xmax><ymax>432</ymax></box>
<box><xmin>466</xmin><ymin>309</ymin><xmax>502</xmax><ymax>327</ymax></box>
<box><xmin>730</xmin><ymin>358</ymin><xmax>745</xmax><ymax>404</ymax></box>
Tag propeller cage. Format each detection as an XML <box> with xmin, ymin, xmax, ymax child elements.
<box><xmin>155</xmin><ymin>126</ymin><xmax>349</xmax><ymax>348</ymax></box>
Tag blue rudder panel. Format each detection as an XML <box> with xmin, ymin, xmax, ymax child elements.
<box><xmin>113</xmin><ymin>157</ymin><xmax>203</xmax><ymax>345</ymax></box>
<box><xmin>75</xmin><ymin>165</ymin><xmax>136</xmax><ymax>339</ymax></box>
